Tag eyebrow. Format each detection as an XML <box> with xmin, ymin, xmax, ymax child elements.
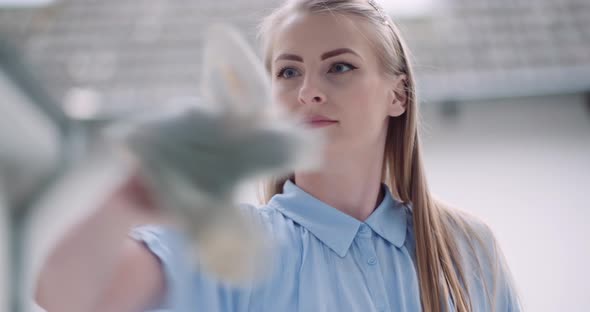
<box><xmin>274</xmin><ymin>48</ymin><xmax>361</xmax><ymax>63</ymax></box>
<box><xmin>321</xmin><ymin>48</ymin><xmax>360</xmax><ymax>60</ymax></box>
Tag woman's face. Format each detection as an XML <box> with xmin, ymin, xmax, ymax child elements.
<box><xmin>270</xmin><ymin>12</ymin><xmax>406</xmax><ymax>154</ymax></box>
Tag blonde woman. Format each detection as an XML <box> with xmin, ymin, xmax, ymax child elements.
<box><xmin>35</xmin><ymin>1</ymin><xmax>521</xmax><ymax>311</ymax></box>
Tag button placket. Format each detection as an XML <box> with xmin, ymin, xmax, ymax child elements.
<box><xmin>356</xmin><ymin>225</ymin><xmax>389</xmax><ymax>312</ymax></box>
<box><xmin>365</xmin><ymin>255</ymin><xmax>387</xmax><ymax>311</ymax></box>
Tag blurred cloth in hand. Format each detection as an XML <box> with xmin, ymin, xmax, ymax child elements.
<box><xmin>103</xmin><ymin>24</ymin><xmax>323</xmax><ymax>285</ymax></box>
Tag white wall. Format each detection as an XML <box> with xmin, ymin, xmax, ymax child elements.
<box><xmin>421</xmin><ymin>94</ymin><xmax>590</xmax><ymax>312</ymax></box>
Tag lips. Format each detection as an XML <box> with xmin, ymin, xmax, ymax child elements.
<box><xmin>304</xmin><ymin>114</ymin><xmax>337</xmax><ymax>123</ymax></box>
<box><xmin>302</xmin><ymin>114</ymin><xmax>338</xmax><ymax>128</ymax></box>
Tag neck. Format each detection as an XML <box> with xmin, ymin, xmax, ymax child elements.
<box><xmin>293</xmin><ymin>142</ymin><xmax>386</xmax><ymax>222</ymax></box>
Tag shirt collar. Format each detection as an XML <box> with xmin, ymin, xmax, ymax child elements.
<box><xmin>268</xmin><ymin>179</ymin><xmax>408</xmax><ymax>257</ymax></box>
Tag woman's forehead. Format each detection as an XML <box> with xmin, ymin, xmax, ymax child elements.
<box><xmin>271</xmin><ymin>12</ymin><xmax>376</xmax><ymax>60</ymax></box>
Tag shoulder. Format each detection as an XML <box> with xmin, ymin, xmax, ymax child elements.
<box><xmin>237</xmin><ymin>202</ymin><xmax>276</xmax><ymax>225</ymax></box>
<box><xmin>239</xmin><ymin>201</ymin><xmax>301</xmax><ymax>233</ymax></box>
<box><xmin>402</xmin><ymin>202</ymin><xmax>495</xmax><ymax>265</ymax></box>
<box><xmin>439</xmin><ymin>204</ymin><xmax>504</xmax><ymax>287</ymax></box>
<box><xmin>237</xmin><ymin>201</ymin><xmax>284</xmax><ymax>234</ymax></box>
<box><xmin>131</xmin><ymin>202</ymin><xmax>305</xmax><ymax>264</ymax></box>
<box><xmin>437</xmin><ymin>203</ymin><xmax>523</xmax><ymax>311</ymax></box>
<box><xmin>238</xmin><ymin>201</ymin><xmax>306</xmax><ymax>250</ymax></box>
<box><xmin>438</xmin><ymin>203</ymin><xmax>497</xmax><ymax>256</ymax></box>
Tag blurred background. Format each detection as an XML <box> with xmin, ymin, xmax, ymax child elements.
<box><xmin>0</xmin><ymin>0</ymin><xmax>588</xmax><ymax>311</ymax></box>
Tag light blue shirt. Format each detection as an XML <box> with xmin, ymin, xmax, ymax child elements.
<box><xmin>131</xmin><ymin>179</ymin><xmax>521</xmax><ymax>312</ymax></box>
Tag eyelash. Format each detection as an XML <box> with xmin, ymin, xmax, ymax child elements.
<box><xmin>276</xmin><ymin>62</ymin><xmax>358</xmax><ymax>79</ymax></box>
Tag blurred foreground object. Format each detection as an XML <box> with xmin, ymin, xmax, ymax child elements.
<box><xmin>0</xmin><ymin>35</ymin><xmax>77</xmax><ymax>312</ymax></box>
<box><xmin>104</xmin><ymin>24</ymin><xmax>323</xmax><ymax>284</ymax></box>
<box><xmin>0</xmin><ymin>22</ymin><xmax>322</xmax><ymax>312</ymax></box>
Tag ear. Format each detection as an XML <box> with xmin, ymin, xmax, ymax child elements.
<box><xmin>387</xmin><ymin>74</ymin><xmax>408</xmax><ymax>117</ymax></box>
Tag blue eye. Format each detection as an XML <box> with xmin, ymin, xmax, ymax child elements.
<box><xmin>277</xmin><ymin>67</ymin><xmax>300</xmax><ymax>79</ymax></box>
<box><xmin>329</xmin><ymin>63</ymin><xmax>357</xmax><ymax>74</ymax></box>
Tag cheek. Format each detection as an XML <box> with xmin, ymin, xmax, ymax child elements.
<box><xmin>339</xmin><ymin>79</ymin><xmax>383</xmax><ymax>117</ymax></box>
<box><xmin>338</xmin><ymin>80</ymin><xmax>388</xmax><ymax>136</ymax></box>
<box><xmin>271</xmin><ymin>82</ymin><xmax>299</xmax><ymax>111</ymax></box>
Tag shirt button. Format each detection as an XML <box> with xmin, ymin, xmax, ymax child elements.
<box><xmin>359</xmin><ymin>225</ymin><xmax>369</xmax><ymax>234</ymax></box>
<box><xmin>367</xmin><ymin>257</ymin><xmax>377</xmax><ymax>265</ymax></box>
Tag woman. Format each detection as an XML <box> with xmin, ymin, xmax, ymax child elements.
<box><xmin>35</xmin><ymin>1</ymin><xmax>521</xmax><ymax>311</ymax></box>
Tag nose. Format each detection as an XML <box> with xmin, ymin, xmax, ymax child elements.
<box><xmin>298</xmin><ymin>77</ymin><xmax>326</xmax><ymax>106</ymax></box>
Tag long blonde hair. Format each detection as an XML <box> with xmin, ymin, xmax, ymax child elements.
<box><xmin>256</xmin><ymin>1</ymin><xmax>495</xmax><ymax>311</ymax></box>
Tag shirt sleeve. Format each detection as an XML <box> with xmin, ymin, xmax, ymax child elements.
<box><xmin>128</xmin><ymin>203</ymin><xmax>271</xmax><ymax>312</ymax></box>
<box><xmin>129</xmin><ymin>224</ymin><xmax>196</xmax><ymax>312</ymax></box>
